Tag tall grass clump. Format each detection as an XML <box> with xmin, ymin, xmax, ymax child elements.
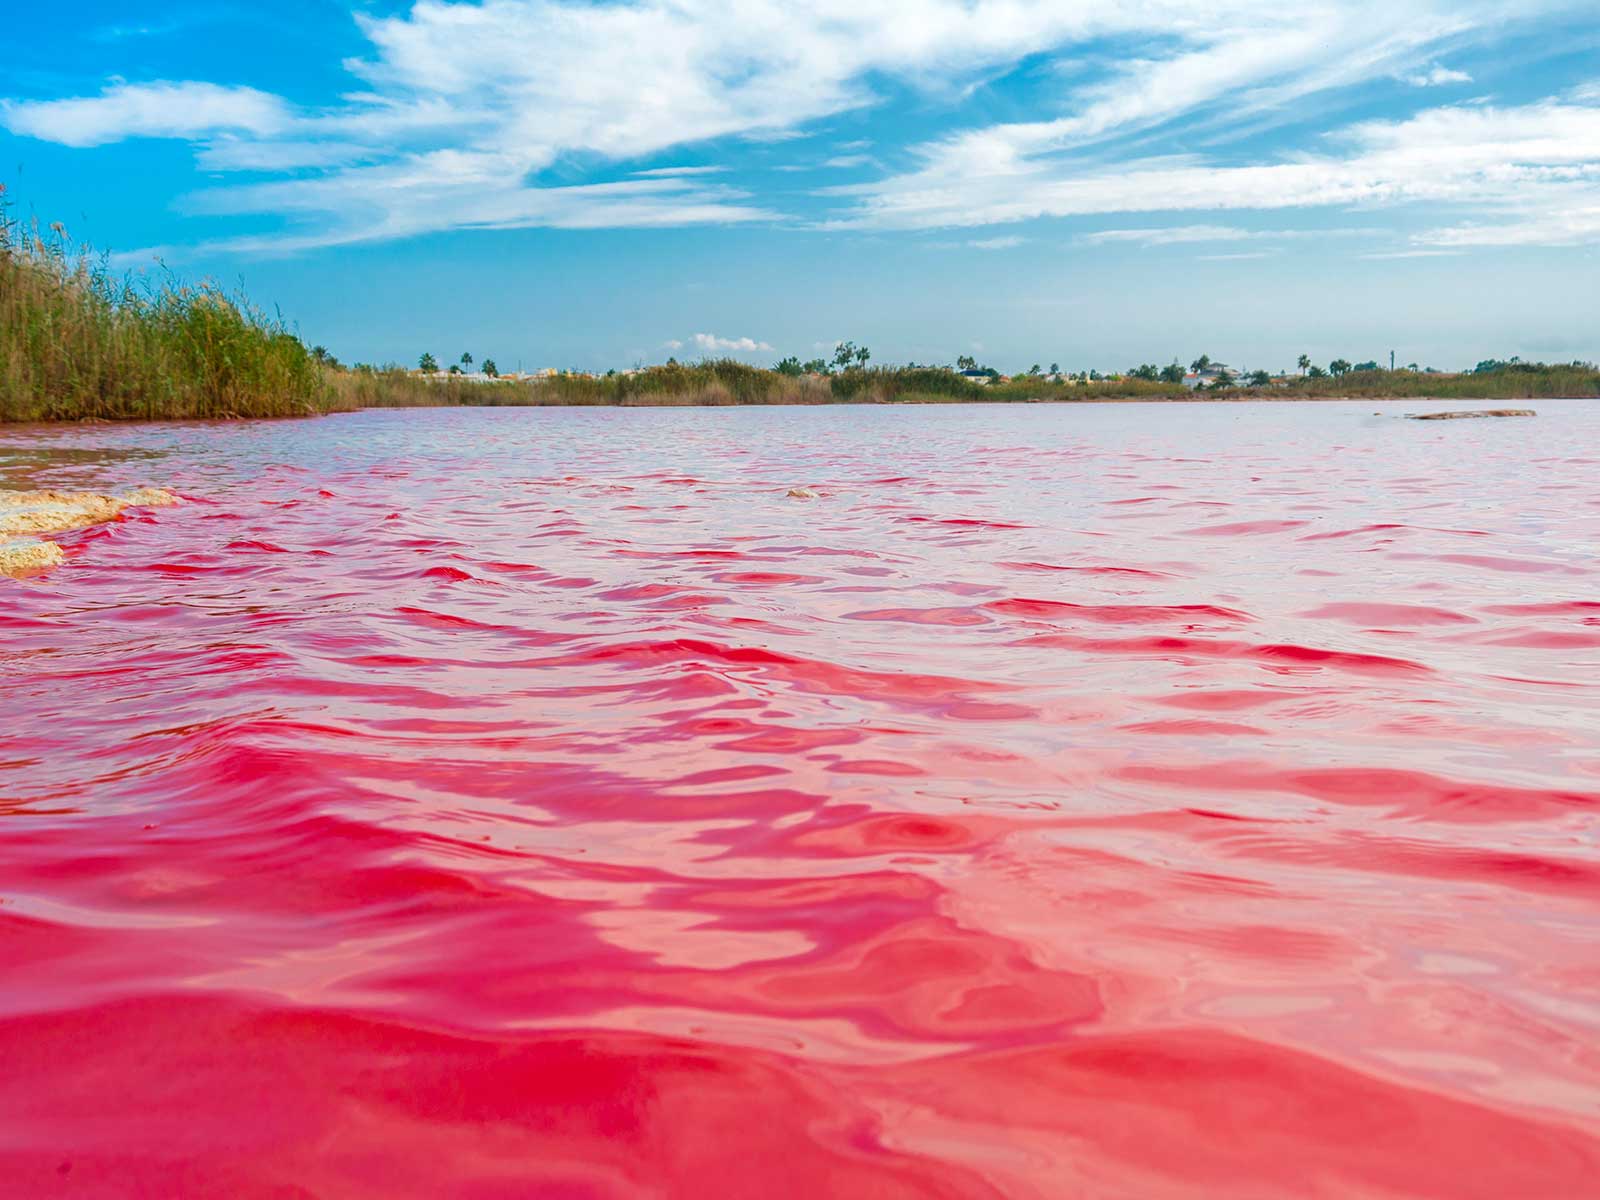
<box><xmin>829</xmin><ymin>366</ymin><xmax>984</xmax><ymax>402</ymax></box>
<box><xmin>0</xmin><ymin>195</ymin><xmax>325</xmax><ymax>422</ymax></box>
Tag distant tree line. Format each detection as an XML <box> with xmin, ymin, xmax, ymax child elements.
<box><xmin>415</xmin><ymin>351</ymin><xmax>499</xmax><ymax>377</ymax></box>
<box><xmin>388</xmin><ymin>343</ymin><xmax>1597</xmax><ymax>393</ymax></box>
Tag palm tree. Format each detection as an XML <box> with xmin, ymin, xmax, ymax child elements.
<box><xmin>418</xmin><ymin>352</ymin><xmax>438</xmax><ymax>373</ymax></box>
<box><xmin>1190</xmin><ymin>354</ymin><xmax>1212</xmax><ymax>374</ymax></box>
<box><xmin>482</xmin><ymin>359</ymin><xmax>499</xmax><ymax>378</ymax></box>
<box><xmin>1329</xmin><ymin>358</ymin><xmax>1352</xmax><ymax>378</ymax></box>
<box><xmin>854</xmin><ymin>345</ymin><xmax>871</xmax><ymax>368</ymax></box>
<box><xmin>1297</xmin><ymin>354</ymin><xmax>1310</xmax><ymax>376</ymax></box>
<box><xmin>460</xmin><ymin>352</ymin><xmax>474</xmax><ymax>371</ymax></box>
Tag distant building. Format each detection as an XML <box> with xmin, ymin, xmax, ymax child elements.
<box><xmin>1185</xmin><ymin>362</ymin><xmax>1237</xmax><ymax>389</ymax></box>
<box><xmin>411</xmin><ymin>369</ymin><xmax>525</xmax><ymax>384</ymax></box>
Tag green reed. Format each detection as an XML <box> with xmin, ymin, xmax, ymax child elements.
<box><xmin>0</xmin><ymin>193</ymin><xmax>326</xmax><ymax>422</ymax></box>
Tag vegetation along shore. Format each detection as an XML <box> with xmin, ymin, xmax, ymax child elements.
<box><xmin>4</xmin><ymin>201</ymin><xmax>1596</xmax><ymax>424</ymax></box>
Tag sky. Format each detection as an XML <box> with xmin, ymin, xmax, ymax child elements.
<box><xmin>3</xmin><ymin>1</ymin><xmax>1598</xmax><ymax>374</ymax></box>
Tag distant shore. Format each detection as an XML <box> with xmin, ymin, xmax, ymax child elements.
<box><xmin>6</xmin><ymin>207</ymin><xmax>1595</xmax><ymax>423</ymax></box>
<box><xmin>3</xmin><ymin>390</ymin><xmax>1587</xmax><ymax>429</ymax></box>
<box><xmin>282</xmin><ymin>359</ymin><xmax>1600</xmax><ymax>419</ymax></box>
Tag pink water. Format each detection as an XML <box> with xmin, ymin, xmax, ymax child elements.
<box><xmin>3</xmin><ymin>402</ymin><xmax>1599</xmax><ymax>1198</ymax></box>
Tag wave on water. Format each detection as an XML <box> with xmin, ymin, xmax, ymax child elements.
<box><xmin>3</xmin><ymin>402</ymin><xmax>1600</xmax><ymax>1198</ymax></box>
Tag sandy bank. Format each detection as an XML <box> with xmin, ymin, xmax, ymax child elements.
<box><xmin>0</xmin><ymin>487</ymin><xmax>178</xmax><ymax>577</ymax></box>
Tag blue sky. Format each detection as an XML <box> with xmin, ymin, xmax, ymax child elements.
<box><xmin>3</xmin><ymin>1</ymin><xmax>1598</xmax><ymax>374</ymax></box>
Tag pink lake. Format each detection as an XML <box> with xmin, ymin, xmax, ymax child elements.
<box><xmin>3</xmin><ymin>400</ymin><xmax>1599</xmax><ymax>1198</ymax></box>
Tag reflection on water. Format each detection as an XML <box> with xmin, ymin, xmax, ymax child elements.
<box><xmin>3</xmin><ymin>401</ymin><xmax>1599</xmax><ymax>1197</ymax></box>
<box><xmin>0</xmin><ymin>439</ymin><xmax>170</xmax><ymax>490</ymax></box>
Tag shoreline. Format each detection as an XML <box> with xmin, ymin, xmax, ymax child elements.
<box><xmin>0</xmin><ymin>393</ymin><xmax>1589</xmax><ymax>428</ymax></box>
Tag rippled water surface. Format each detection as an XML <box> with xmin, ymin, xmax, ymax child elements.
<box><xmin>4</xmin><ymin>402</ymin><xmax>1600</xmax><ymax>1198</ymax></box>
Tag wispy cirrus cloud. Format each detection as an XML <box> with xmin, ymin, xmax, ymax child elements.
<box><xmin>2</xmin><ymin>0</ymin><xmax>1596</xmax><ymax>255</ymax></box>
<box><xmin>632</xmin><ymin>165</ymin><xmax>727</xmax><ymax>177</ymax></box>
<box><xmin>834</xmin><ymin>98</ymin><xmax>1600</xmax><ymax>249</ymax></box>
<box><xmin>1081</xmin><ymin>224</ymin><xmax>1379</xmax><ymax>247</ymax></box>
<box><xmin>1082</xmin><ymin>224</ymin><xmax>1262</xmax><ymax>246</ymax></box>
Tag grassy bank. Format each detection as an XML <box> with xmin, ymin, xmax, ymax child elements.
<box><xmin>1266</xmin><ymin>364</ymin><xmax>1600</xmax><ymax>400</ymax></box>
<box><xmin>1</xmin><ymin>202</ymin><xmax>326</xmax><ymax>422</ymax></box>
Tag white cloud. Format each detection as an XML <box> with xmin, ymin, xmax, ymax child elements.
<box><xmin>171</xmin><ymin>160</ymin><xmax>777</xmax><ymax>255</ymax></box>
<box><xmin>1404</xmin><ymin>64</ymin><xmax>1473</xmax><ymax>86</ymax></box>
<box><xmin>1082</xmin><ymin>224</ymin><xmax>1379</xmax><ymax>246</ymax></box>
<box><xmin>1360</xmin><ymin>249</ymin><xmax>1464</xmax><ymax>258</ymax></box>
<box><xmin>1084</xmin><ymin>224</ymin><xmax>1258</xmax><ymax>246</ymax></box>
<box><xmin>690</xmin><ymin>333</ymin><xmax>774</xmax><ymax>353</ymax></box>
<box><xmin>3</xmin><ymin>0</ymin><xmax>1592</xmax><ymax>252</ymax></box>
<box><xmin>633</xmin><ymin>165</ymin><xmax>726</xmax><ymax>177</ymax></box>
<box><xmin>1</xmin><ymin>81</ymin><xmax>288</xmax><ymax>148</ymax></box>
<box><xmin>1413</xmin><ymin>205</ymin><xmax>1600</xmax><ymax>247</ymax></box>
<box><xmin>196</xmin><ymin>138</ymin><xmax>374</xmax><ymax>172</ymax></box>
<box><xmin>834</xmin><ymin>99</ymin><xmax>1600</xmax><ymax>248</ymax></box>
<box><xmin>966</xmin><ymin>235</ymin><xmax>1027</xmax><ymax>249</ymax></box>
<box><xmin>16</xmin><ymin>0</ymin><xmax>1157</xmax><ymax>246</ymax></box>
